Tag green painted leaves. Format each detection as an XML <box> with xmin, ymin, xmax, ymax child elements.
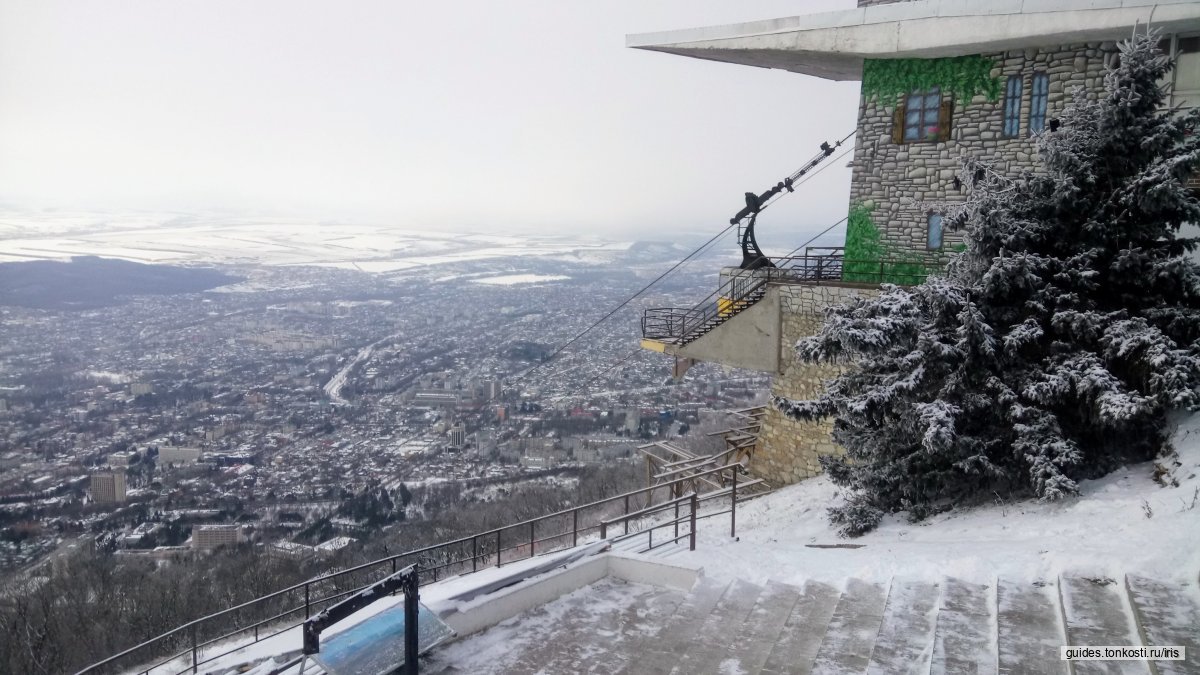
<box><xmin>862</xmin><ymin>55</ymin><xmax>1001</xmax><ymax>105</ymax></box>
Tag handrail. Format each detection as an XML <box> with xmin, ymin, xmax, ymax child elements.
<box><xmin>600</xmin><ymin>491</ymin><xmax>696</xmax><ymax>529</ymax></box>
<box><xmin>77</xmin><ymin>462</ymin><xmax>752</xmax><ymax>675</ymax></box>
<box><xmin>642</xmin><ymin>251</ymin><xmax>944</xmax><ymax>342</ymax></box>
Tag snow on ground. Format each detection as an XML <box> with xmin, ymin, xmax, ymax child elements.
<box><xmin>129</xmin><ymin>416</ymin><xmax>1200</xmax><ymax>673</ymax></box>
<box><xmin>137</xmin><ymin>547</ymin><xmax>600</xmax><ymax>675</ymax></box>
<box><xmin>672</xmin><ymin>413</ymin><xmax>1200</xmax><ymax>587</ymax></box>
<box><xmin>471</xmin><ymin>274</ymin><xmax>571</xmax><ymax>285</ymax></box>
<box><xmin>430</xmin><ymin>577</ymin><xmax>666</xmax><ymax>674</ymax></box>
<box><xmin>0</xmin><ymin>216</ymin><xmax>634</xmax><ymax>271</ymax></box>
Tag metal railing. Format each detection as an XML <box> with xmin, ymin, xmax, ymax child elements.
<box><xmin>642</xmin><ymin>250</ymin><xmax>943</xmax><ymax>343</ymax></box>
<box><xmin>77</xmin><ymin>464</ymin><xmax>751</xmax><ymax>675</ymax></box>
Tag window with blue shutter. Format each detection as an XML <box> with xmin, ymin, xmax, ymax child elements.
<box><xmin>927</xmin><ymin>213</ymin><xmax>943</xmax><ymax>250</ymax></box>
<box><xmin>1029</xmin><ymin>72</ymin><xmax>1049</xmax><ymax>133</ymax></box>
<box><xmin>1003</xmin><ymin>75</ymin><xmax>1023</xmax><ymax>138</ymax></box>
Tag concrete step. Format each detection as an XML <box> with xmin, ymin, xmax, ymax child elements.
<box><xmin>866</xmin><ymin>580</ymin><xmax>941</xmax><ymax>675</ymax></box>
<box><xmin>760</xmin><ymin>581</ymin><xmax>841</xmax><ymax>675</ymax></box>
<box><xmin>932</xmin><ymin>578</ymin><xmax>997</xmax><ymax>675</ymax></box>
<box><xmin>530</xmin><ymin>578</ymin><xmax>687</xmax><ymax>675</ymax></box>
<box><xmin>626</xmin><ymin>577</ymin><xmax>732</xmax><ymax>675</ymax></box>
<box><xmin>1124</xmin><ymin>575</ymin><xmax>1200</xmax><ymax>675</ymax></box>
<box><xmin>1060</xmin><ymin>575</ymin><xmax>1150</xmax><ymax>675</ymax></box>
<box><xmin>426</xmin><ymin>577</ymin><xmax>684</xmax><ymax>675</ymax></box>
<box><xmin>672</xmin><ymin>578</ymin><xmax>765</xmax><ymax>675</ymax></box>
<box><xmin>720</xmin><ymin>580</ymin><xmax>803</xmax><ymax>675</ymax></box>
<box><xmin>997</xmin><ymin>579</ymin><xmax>1068</xmax><ymax>675</ymax></box>
<box><xmin>811</xmin><ymin>578</ymin><xmax>890</xmax><ymax>675</ymax></box>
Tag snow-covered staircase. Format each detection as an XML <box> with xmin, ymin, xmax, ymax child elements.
<box><xmin>428</xmin><ymin>572</ymin><xmax>1200</xmax><ymax>674</ymax></box>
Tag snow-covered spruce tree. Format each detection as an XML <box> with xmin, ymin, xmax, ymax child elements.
<box><xmin>775</xmin><ymin>31</ymin><xmax>1200</xmax><ymax>536</ymax></box>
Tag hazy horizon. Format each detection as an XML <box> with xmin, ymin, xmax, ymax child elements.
<box><xmin>0</xmin><ymin>0</ymin><xmax>860</xmax><ymax>243</ymax></box>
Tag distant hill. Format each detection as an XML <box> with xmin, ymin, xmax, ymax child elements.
<box><xmin>0</xmin><ymin>256</ymin><xmax>241</xmax><ymax>309</ymax></box>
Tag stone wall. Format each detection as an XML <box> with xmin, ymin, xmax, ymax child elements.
<box><xmin>850</xmin><ymin>42</ymin><xmax>1119</xmax><ymax>253</ymax></box>
<box><xmin>750</xmin><ymin>283</ymin><xmax>878</xmax><ymax>486</ymax></box>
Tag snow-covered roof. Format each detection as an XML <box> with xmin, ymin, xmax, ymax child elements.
<box><xmin>626</xmin><ymin>0</ymin><xmax>1200</xmax><ymax>81</ymax></box>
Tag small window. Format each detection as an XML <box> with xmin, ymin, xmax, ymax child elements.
<box><xmin>1029</xmin><ymin>73</ymin><xmax>1049</xmax><ymax>133</ymax></box>
<box><xmin>892</xmin><ymin>87</ymin><xmax>951</xmax><ymax>144</ymax></box>
<box><xmin>927</xmin><ymin>213</ymin><xmax>943</xmax><ymax>250</ymax></box>
<box><xmin>1003</xmin><ymin>75</ymin><xmax>1023</xmax><ymax>137</ymax></box>
<box><xmin>1175</xmin><ymin>36</ymin><xmax>1200</xmax><ymax>109</ymax></box>
<box><xmin>904</xmin><ymin>87</ymin><xmax>942</xmax><ymax>142</ymax></box>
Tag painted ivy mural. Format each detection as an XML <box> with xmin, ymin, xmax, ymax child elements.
<box><xmin>842</xmin><ymin>202</ymin><xmax>936</xmax><ymax>285</ymax></box>
<box><xmin>861</xmin><ymin>55</ymin><xmax>1001</xmax><ymax>104</ymax></box>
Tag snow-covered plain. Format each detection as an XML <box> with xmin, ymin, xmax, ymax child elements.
<box><xmin>0</xmin><ymin>214</ymin><xmax>636</xmax><ymax>271</ymax></box>
<box><xmin>472</xmin><ymin>274</ymin><xmax>571</xmax><ymax>285</ymax></box>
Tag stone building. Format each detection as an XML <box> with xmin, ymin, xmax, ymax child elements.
<box><xmin>633</xmin><ymin>0</ymin><xmax>1200</xmax><ymax>487</ymax></box>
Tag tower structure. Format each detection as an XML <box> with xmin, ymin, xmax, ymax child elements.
<box><xmin>632</xmin><ymin>0</ymin><xmax>1200</xmax><ymax>487</ymax></box>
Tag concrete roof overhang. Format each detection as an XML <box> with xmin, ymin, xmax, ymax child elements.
<box><xmin>626</xmin><ymin>0</ymin><xmax>1200</xmax><ymax>81</ymax></box>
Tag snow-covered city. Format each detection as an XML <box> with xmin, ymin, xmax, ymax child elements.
<box><xmin>3</xmin><ymin>0</ymin><xmax>1200</xmax><ymax>674</ymax></box>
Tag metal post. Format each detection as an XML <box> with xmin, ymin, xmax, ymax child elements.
<box><xmin>623</xmin><ymin>495</ymin><xmax>630</xmax><ymax>536</ymax></box>
<box><xmin>191</xmin><ymin>625</ymin><xmax>198</xmax><ymax>673</ymax></box>
<box><xmin>304</xmin><ymin>583</ymin><xmax>310</xmax><ymax>619</ymax></box>
<box><xmin>572</xmin><ymin>509</ymin><xmax>578</xmax><ymax>548</ymax></box>
<box><xmin>690</xmin><ymin>493</ymin><xmax>698</xmax><ymax>551</ymax></box>
<box><xmin>496</xmin><ymin>530</ymin><xmax>502</xmax><ymax>568</ymax></box>
<box><xmin>529</xmin><ymin>521</ymin><xmax>536</xmax><ymax>558</ymax></box>
<box><xmin>731</xmin><ymin>468</ymin><xmax>738</xmax><ymax>539</ymax></box>
<box><xmin>403</xmin><ymin>568</ymin><xmax>419</xmax><ymax>675</ymax></box>
<box><xmin>472</xmin><ymin>535</ymin><xmax>478</xmax><ymax>572</ymax></box>
<box><xmin>674</xmin><ymin>499</ymin><xmax>680</xmax><ymax>542</ymax></box>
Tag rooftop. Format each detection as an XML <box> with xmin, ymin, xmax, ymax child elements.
<box><xmin>626</xmin><ymin>0</ymin><xmax>1200</xmax><ymax>80</ymax></box>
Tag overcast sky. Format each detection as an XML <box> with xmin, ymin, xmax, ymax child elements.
<box><xmin>0</xmin><ymin>1</ymin><xmax>861</xmax><ymax>241</ymax></box>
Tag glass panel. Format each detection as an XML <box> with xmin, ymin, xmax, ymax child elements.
<box><xmin>901</xmin><ymin>87</ymin><xmax>943</xmax><ymax>143</ymax></box>
<box><xmin>1175</xmin><ymin>50</ymin><xmax>1200</xmax><ymax>95</ymax></box>
<box><xmin>1029</xmin><ymin>73</ymin><xmax>1048</xmax><ymax>133</ymax></box>
<box><xmin>315</xmin><ymin>601</ymin><xmax>456</xmax><ymax>674</ymax></box>
<box><xmin>927</xmin><ymin>214</ymin><xmax>944</xmax><ymax>250</ymax></box>
<box><xmin>1003</xmin><ymin>75</ymin><xmax>1022</xmax><ymax>137</ymax></box>
<box><xmin>1034</xmin><ymin>76</ymin><xmax>1047</xmax><ymax>96</ymax></box>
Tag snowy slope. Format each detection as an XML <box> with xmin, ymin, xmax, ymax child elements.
<box><xmin>673</xmin><ymin>413</ymin><xmax>1200</xmax><ymax>586</ymax></box>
